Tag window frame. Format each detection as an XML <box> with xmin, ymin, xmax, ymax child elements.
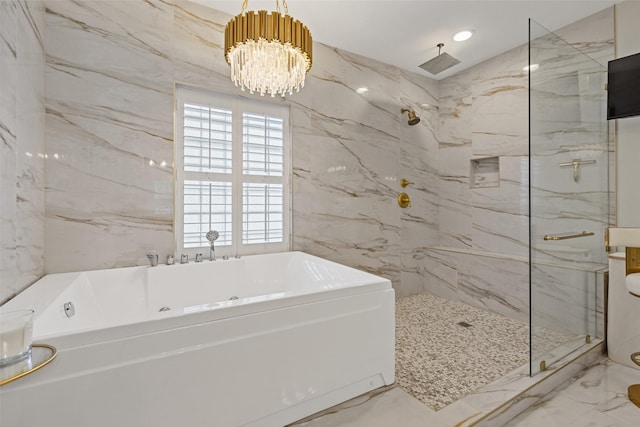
<box><xmin>174</xmin><ymin>85</ymin><xmax>292</xmax><ymax>258</ymax></box>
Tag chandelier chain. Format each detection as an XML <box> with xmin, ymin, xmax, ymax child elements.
<box><xmin>241</xmin><ymin>0</ymin><xmax>289</xmax><ymax>15</ymax></box>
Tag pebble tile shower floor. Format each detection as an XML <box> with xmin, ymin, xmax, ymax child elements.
<box><xmin>395</xmin><ymin>293</ymin><xmax>571</xmax><ymax>410</ymax></box>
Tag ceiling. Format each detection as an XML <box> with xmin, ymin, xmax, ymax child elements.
<box><xmin>198</xmin><ymin>0</ymin><xmax>617</xmax><ymax>79</ymax></box>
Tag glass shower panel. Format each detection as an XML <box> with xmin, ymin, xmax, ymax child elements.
<box><xmin>529</xmin><ymin>19</ymin><xmax>609</xmax><ymax>376</ymax></box>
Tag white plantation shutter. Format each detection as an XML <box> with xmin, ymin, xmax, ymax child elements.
<box><xmin>183</xmin><ymin>104</ymin><xmax>233</xmax><ymax>174</ymax></box>
<box><xmin>242</xmin><ymin>113</ymin><xmax>284</xmax><ymax>177</ymax></box>
<box><xmin>242</xmin><ymin>183</ymin><xmax>284</xmax><ymax>244</ymax></box>
<box><xmin>183</xmin><ymin>180</ymin><xmax>232</xmax><ymax>248</ymax></box>
<box><xmin>241</xmin><ymin>112</ymin><xmax>285</xmax><ymax>245</ymax></box>
<box><xmin>175</xmin><ymin>86</ymin><xmax>290</xmax><ymax>256</ymax></box>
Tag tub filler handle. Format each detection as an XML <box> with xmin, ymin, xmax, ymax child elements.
<box><xmin>64</xmin><ymin>301</ymin><xmax>75</xmax><ymax>318</ymax></box>
<box><xmin>180</xmin><ymin>254</ymin><xmax>188</xmax><ymax>264</ymax></box>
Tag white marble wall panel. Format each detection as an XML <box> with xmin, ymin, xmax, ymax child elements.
<box><xmin>397</xmin><ymin>76</ymin><xmax>440</xmax><ymax>295</ymax></box>
<box><xmin>472</xmin><ymin>156</ymin><xmax>529</xmax><ymax>257</ymax></box>
<box><xmin>290</xmin><ymin>43</ymin><xmax>440</xmax><ymax>287</ymax></box>
<box><xmin>470</xmin><ymin>46</ymin><xmax>528</xmax><ymax>158</ymax></box>
<box><xmin>468</xmin><ymin>45</ymin><xmax>529</xmax><ymax>257</ymax></box>
<box><xmin>553</xmin><ymin>8</ymin><xmax>616</xmax><ymax>66</ymax></box>
<box><xmin>437</xmin><ymin>77</ymin><xmax>473</xmax><ymax>249</ymax></box>
<box><xmin>531</xmin><ymin>264</ymin><xmax>597</xmax><ymax>334</ymax></box>
<box><xmin>455</xmin><ymin>252</ymin><xmax>529</xmax><ymax>323</ymax></box>
<box><xmin>416</xmin><ymin>249</ymin><xmax>529</xmax><ymax>322</ymax></box>
<box><xmin>419</xmin><ymin>249</ymin><xmax>461</xmax><ymax>301</ymax></box>
<box><xmin>44</xmin><ymin>0</ymin><xmax>176</xmax><ymax>272</ymax></box>
<box><xmin>1</xmin><ymin>0</ymin><xmax>45</xmax><ymax>305</ymax></box>
<box><xmin>0</xmin><ymin>1</ymin><xmax>19</xmax><ymax>304</ymax></box>
<box><xmin>172</xmin><ymin>0</ymin><xmax>230</xmax><ymax>90</ymax></box>
<box><xmin>15</xmin><ymin>0</ymin><xmax>45</xmax><ymax>296</ymax></box>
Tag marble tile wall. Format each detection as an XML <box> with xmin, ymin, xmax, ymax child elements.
<box><xmin>43</xmin><ymin>0</ymin><xmax>439</xmax><ymax>294</ymax></box>
<box><xmin>0</xmin><ymin>0</ymin><xmax>45</xmax><ymax>305</ymax></box>
<box><xmin>44</xmin><ymin>0</ymin><xmax>175</xmax><ymax>273</ymax></box>
<box><xmin>420</xmin><ymin>8</ymin><xmax>614</xmax><ymax>331</ymax></box>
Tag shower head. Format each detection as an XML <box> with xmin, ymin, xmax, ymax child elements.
<box><xmin>401</xmin><ymin>108</ymin><xmax>421</xmax><ymax>126</ymax></box>
<box><xmin>419</xmin><ymin>43</ymin><xmax>460</xmax><ymax>75</ymax></box>
<box><xmin>206</xmin><ymin>230</ymin><xmax>219</xmax><ymax>243</ymax></box>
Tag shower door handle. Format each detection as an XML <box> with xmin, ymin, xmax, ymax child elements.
<box><xmin>543</xmin><ymin>231</ymin><xmax>594</xmax><ymax>241</ymax></box>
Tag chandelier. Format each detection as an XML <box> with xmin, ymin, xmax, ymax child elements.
<box><xmin>224</xmin><ymin>0</ymin><xmax>312</xmax><ymax>97</ymax></box>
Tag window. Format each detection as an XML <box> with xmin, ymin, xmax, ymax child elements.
<box><xmin>175</xmin><ymin>86</ymin><xmax>291</xmax><ymax>257</ymax></box>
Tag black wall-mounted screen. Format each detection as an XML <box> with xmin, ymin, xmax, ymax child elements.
<box><xmin>607</xmin><ymin>52</ymin><xmax>640</xmax><ymax>120</ymax></box>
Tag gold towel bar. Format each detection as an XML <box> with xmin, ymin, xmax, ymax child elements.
<box><xmin>543</xmin><ymin>231</ymin><xmax>594</xmax><ymax>241</ymax></box>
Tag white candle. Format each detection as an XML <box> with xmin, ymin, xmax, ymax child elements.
<box><xmin>0</xmin><ymin>309</ymin><xmax>34</xmax><ymax>365</ymax></box>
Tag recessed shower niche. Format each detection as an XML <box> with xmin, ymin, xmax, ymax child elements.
<box><xmin>470</xmin><ymin>156</ymin><xmax>500</xmax><ymax>188</ymax></box>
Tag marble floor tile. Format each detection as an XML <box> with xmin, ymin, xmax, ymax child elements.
<box><xmin>291</xmin><ymin>353</ymin><xmax>634</xmax><ymax>427</ymax></box>
<box><xmin>291</xmin><ymin>387</ymin><xmax>441</xmax><ymax>427</ymax></box>
<box><xmin>505</xmin><ymin>359</ymin><xmax>640</xmax><ymax>427</ymax></box>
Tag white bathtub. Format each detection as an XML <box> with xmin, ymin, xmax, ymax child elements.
<box><xmin>0</xmin><ymin>251</ymin><xmax>395</xmax><ymax>426</ymax></box>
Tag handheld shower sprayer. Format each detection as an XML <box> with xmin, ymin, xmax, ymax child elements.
<box><xmin>206</xmin><ymin>230</ymin><xmax>219</xmax><ymax>261</ymax></box>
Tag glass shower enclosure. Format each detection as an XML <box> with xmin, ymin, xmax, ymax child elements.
<box><xmin>528</xmin><ymin>20</ymin><xmax>610</xmax><ymax>375</ymax></box>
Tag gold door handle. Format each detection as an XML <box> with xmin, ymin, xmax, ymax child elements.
<box><xmin>400</xmin><ymin>179</ymin><xmax>414</xmax><ymax>188</ymax></box>
<box><xmin>398</xmin><ymin>192</ymin><xmax>411</xmax><ymax>208</ymax></box>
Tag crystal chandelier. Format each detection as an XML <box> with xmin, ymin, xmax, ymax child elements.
<box><xmin>224</xmin><ymin>0</ymin><xmax>313</xmax><ymax>97</ymax></box>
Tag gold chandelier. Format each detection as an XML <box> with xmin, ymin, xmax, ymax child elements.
<box><xmin>224</xmin><ymin>0</ymin><xmax>312</xmax><ymax>97</ymax></box>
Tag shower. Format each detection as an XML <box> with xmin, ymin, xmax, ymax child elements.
<box><xmin>419</xmin><ymin>43</ymin><xmax>461</xmax><ymax>75</ymax></box>
<box><xmin>401</xmin><ymin>108</ymin><xmax>421</xmax><ymax>126</ymax></box>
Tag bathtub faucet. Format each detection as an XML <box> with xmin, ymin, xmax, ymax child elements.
<box><xmin>145</xmin><ymin>251</ymin><xmax>158</xmax><ymax>267</ymax></box>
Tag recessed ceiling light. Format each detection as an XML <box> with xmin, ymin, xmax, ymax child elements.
<box><xmin>523</xmin><ymin>64</ymin><xmax>539</xmax><ymax>72</ymax></box>
<box><xmin>356</xmin><ymin>86</ymin><xmax>369</xmax><ymax>94</ymax></box>
<box><xmin>453</xmin><ymin>30</ymin><xmax>474</xmax><ymax>42</ymax></box>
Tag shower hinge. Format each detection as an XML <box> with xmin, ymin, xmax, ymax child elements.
<box><xmin>586</xmin><ymin>334</ymin><xmax>592</xmax><ymax>344</ymax></box>
<box><xmin>540</xmin><ymin>360</ymin><xmax>547</xmax><ymax>372</ymax></box>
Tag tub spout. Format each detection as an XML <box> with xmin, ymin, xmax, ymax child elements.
<box><xmin>145</xmin><ymin>251</ymin><xmax>158</xmax><ymax>267</ymax></box>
